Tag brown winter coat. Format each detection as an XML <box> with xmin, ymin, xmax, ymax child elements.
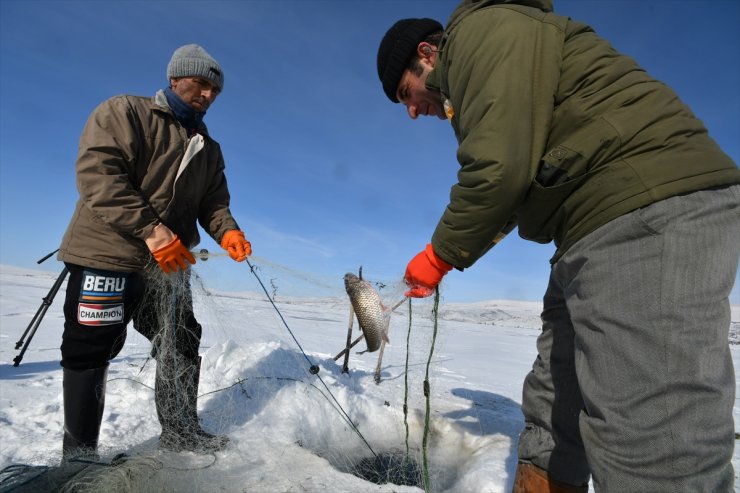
<box><xmin>58</xmin><ymin>90</ymin><xmax>239</xmax><ymax>272</ymax></box>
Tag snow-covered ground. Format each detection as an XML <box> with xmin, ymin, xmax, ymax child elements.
<box><xmin>1</xmin><ymin>263</ymin><xmax>738</xmax><ymax>492</ymax></box>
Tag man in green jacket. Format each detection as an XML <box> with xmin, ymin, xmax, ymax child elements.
<box><xmin>377</xmin><ymin>1</ymin><xmax>740</xmax><ymax>492</ymax></box>
<box><xmin>57</xmin><ymin>44</ymin><xmax>252</xmax><ymax>459</ymax></box>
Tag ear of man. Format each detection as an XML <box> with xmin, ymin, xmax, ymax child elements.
<box><xmin>418</xmin><ymin>42</ymin><xmax>438</xmax><ymax>60</ymax></box>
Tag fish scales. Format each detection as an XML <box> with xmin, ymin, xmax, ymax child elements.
<box><xmin>343</xmin><ymin>273</ymin><xmax>387</xmax><ymax>352</ymax></box>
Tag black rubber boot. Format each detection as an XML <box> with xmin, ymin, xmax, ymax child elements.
<box><xmin>155</xmin><ymin>355</ymin><xmax>229</xmax><ymax>453</ymax></box>
<box><xmin>62</xmin><ymin>365</ymin><xmax>108</xmax><ymax>461</ymax></box>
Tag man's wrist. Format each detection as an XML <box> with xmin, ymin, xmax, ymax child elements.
<box><xmin>145</xmin><ymin>223</ymin><xmax>176</xmax><ymax>252</ymax></box>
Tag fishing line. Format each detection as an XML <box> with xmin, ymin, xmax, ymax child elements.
<box><xmin>422</xmin><ymin>287</ymin><xmax>441</xmax><ymax>492</ymax></box>
<box><xmin>403</xmin><ymin>297</ymin><xmax>412</xmax><ymax>463</ymax></box>
<box><xmin>244</xmin><ymin>258</ymin><xmax>379</xmax><ymax>460</ymax></box>
<box><xmin>245</xmin><ymin>259</ymin><xmax>316</xmax><ymax>371</ymax></box>
<box><xmin>192</xmin><ymin>251</ymin><xmax>342</xmax><ymax>293</ymax></box>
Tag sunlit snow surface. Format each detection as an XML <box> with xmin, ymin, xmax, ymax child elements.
<box><xmin>1</xmin><ymin>264</ymin><xmax>738</xmax><ymax>492</ymax></box>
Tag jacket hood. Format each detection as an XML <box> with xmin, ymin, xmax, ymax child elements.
<box><xmin>447</xmin><ymin>0</ymin><xmax>553</xmax><ymax>28</ymax></box>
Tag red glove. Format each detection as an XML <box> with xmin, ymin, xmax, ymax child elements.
<box><xmin>221</xmin><ymin>230</ymin><xmax>252</xmax><ymax>262</ymax></box>
<box><xmin>151</xmin><ymin>236</ymin><xmax>196</xmax><ymax>273</ymax></box>
<box><xmin>404</xmin><ymin>244</ymin><xmax>453</xmax><ymax>298</ymax></box>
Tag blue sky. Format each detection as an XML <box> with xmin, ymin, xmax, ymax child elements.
<box><xmin>1</xmin><ymin>0</ymin><xmax>738</xmax><ymax>303</ymax></box>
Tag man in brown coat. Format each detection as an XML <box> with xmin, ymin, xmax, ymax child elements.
<box><xmin>57</xmin><ymin>44</ymin><xmax>252</xmax><ymax>459</ymax></box>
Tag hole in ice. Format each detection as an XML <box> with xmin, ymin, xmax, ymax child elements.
<box><xmin>353</xmin><ymin>452</ymin><xmax>423</xmax><ymax>487</ymax></box>
<box><xmin>337</xmin><ymin>451</ymin><xmax>423</xmax><ymax>487</ymax></box>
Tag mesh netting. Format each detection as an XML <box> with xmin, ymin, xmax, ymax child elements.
<box><xmin>2</xmin><ymin>256</ymin><xmax>476</xmax><ymax>493</ymax></box>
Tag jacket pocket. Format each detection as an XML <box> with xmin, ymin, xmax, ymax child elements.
<box><xmin>517</xmin><ymin>174</ymin><xmax>587</xmax><ymax>243</ymax></box>
<box><xmin>519</xmin><ymin>117</ymin><xmax>623</xmax><ymax>242</ymax></box>
<box><xmin>537</xmin><ymin>116</ymin><xmax>622</xmax><ymax>185</ymax></box>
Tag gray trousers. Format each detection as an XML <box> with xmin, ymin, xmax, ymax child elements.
<box><xmin>518</xmin><ymin>185</ymin><xmax>740</xmax><ymax>492</ymax></box>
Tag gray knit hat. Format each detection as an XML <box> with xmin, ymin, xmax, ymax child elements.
<box><xmin>167</xmin><ymin>44</ymin><xmax>224</xmax><ymax>90</ymax></box>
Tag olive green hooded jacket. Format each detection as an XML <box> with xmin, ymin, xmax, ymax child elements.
<box><xmin>58</xmin><ymin>90</ymin><xmax>240</xmax><ymax>272</ymax></box>
<box><xmin>426</xmin><ymin>0</ymin><xmax>740</xmax><ymax>268</ymax></box>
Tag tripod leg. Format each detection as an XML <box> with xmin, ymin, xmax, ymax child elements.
<box><xmin>14</xmin><ymin>303</ymin><xmax>47</xmax><ymax>350</ymax></box>
<box><xmin>13</xmin><ymin>267</ymin><xmax>69</xmax><ymax>367</ymax></box>
<box><xmin>373</xmin><ymin>314</ymin><xmax>392</xmax><ymax>384</ymax></box>
<box><xmin>15</xmin><ymin>267</ymin><xmax>69</xmax><ymax>349</ymax></box>
<box><xmin>333</xmin><ymin>334</ymin><xmax>364</xmax><ymax>361</ymax></box>
<box><xmin>341</xmin><ymin>306</ymin><xmax>354</xmax><ymax>373</ymax></box>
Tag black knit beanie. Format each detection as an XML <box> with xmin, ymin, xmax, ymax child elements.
<box><xmin>377</xmin><ymin>18</ymin><xmax>443</xmax><ymax>103</ymax></box>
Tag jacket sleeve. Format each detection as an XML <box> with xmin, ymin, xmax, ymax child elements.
<box><xmin>198</xmin><ymin>146</ymin><xmax>240</xmax><ymax>244</ymax></box>
<box><xmin>430</xmin><ymin>6</ymin><xmax>563</xmax><ymax>268</ymax></box>
<box><xmin>75</xmin><ymin>96</ymin><xmax>160</xmax><ymax>241</ymax></box>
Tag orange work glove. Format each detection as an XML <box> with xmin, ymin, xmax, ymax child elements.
<box><xmin>404</xmin><ymin>243</ymin><xmax>453</xmax><ymax>298</ymax></box>
<box><xmin>145</xmin><ymin>223</ymin><xmax>195</xmax><ymax>274</ymax></box>
<box><xmin>221</xmin><ymin>230</ymin><xmax>252</xmax><ymax>262</ymax></box>
<box><xmin>151</xmin><ymin>236</ymin><xmax>196</xmax><ymax>273</ymax></box>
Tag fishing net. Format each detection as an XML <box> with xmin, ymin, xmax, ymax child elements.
<box><xmin>1</xmin><ymin>254</ymin><xmax>518</xmax><ymax>493</ymax></box>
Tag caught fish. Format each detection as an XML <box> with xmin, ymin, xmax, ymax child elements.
<box><xmin>344</xmin><ymin>273</ymin><xmax>390</xmax><ymax>352</ymax></box>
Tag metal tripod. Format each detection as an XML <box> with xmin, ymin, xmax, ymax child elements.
<box><xmin>12</xmin><ymin>250</ymin><xmax>67</xmax><ymax>367</ymax></box>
